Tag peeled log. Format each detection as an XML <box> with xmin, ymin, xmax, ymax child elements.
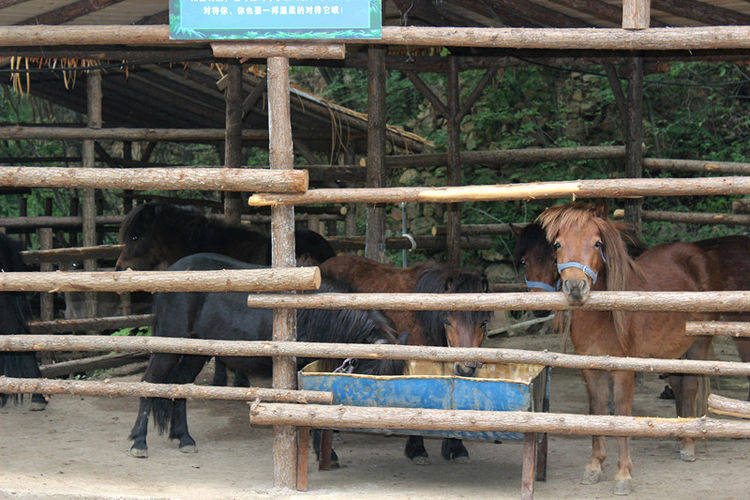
<box><xmin>685</xmin><ymin>321</ymin><xmax>750</xmax><ymax>338</ymax></box>
<box><xmin>249</xmin><ymin>403</ymin><xmax>750</xmax><ymax>438</ymax></box>
<box><xmin>0</xmin><ymin>377</ymin><xmax>332</xmax><ymax>404</ymax></box>
<box><xmin>0</xmin><ymin>167</ymin><xmax>308</xmax><ymax>193</ymax></box>
<box><xmin>211</xmin><ymin>42</ymin><xmax>345</xmax><ymax>60</ymax></box>
<box><xmin>708</xmin><ymin>394</ymin><xmax>750</xmax><ymax>419</ymax></box>
<box><xmin>0</xmin><ymin>267</ymin><xmax>321</xmax><ymax>293</ymax></box>
<box><xmin>248</xmin><ymin>177</ymin><xmax>750</xmax><ymax>206</ymax></box>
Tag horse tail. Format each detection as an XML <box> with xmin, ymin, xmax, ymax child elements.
<box><xmin>150</xmin><ymin>361</ymin><xmax>182</xmax><ymax>435</ymax></box>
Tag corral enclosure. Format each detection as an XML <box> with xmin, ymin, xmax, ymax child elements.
<box><xmin>1</xmin><ymin>0</ymin><xmax>750</xmax><ymax>498</ymax></box>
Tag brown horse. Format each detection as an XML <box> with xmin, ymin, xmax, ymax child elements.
<box><xmin>538</xmin><ymin>202</ymin><xmax>719</xmax><ymax>495</ymax></box>
<box><xmin>320</xmin><ymin>255</ymin><xmax>491</xmax><ymax>464</ymax></box>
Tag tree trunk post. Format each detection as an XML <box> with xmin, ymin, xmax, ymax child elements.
<box><xmin>446</xmin><ymin>56</ymin><xmax>462</xmax><ymax>266</ymax></box>
<box><xmin>365</xmin><ymin>46</ymin><xmax>387</xmax><ymax>262</ymax></box>
<box><xmin>224</xmin><ymin>62</ymin><xmax>244</xmax><ymax>225</ymax></box>
<box><xmin>83</xmin><ymin>70</ymin><xmax>101</xmax><ymax>320</ymax></box>
<box><xmin>267</xmin><ymin>56</ymin><xmax>298</xmax><ymax>490</ymax></box>
<box><xmin>625</xmin><ymin>55</ymin><xmax>644</xmax><ymax>235</ymax></box>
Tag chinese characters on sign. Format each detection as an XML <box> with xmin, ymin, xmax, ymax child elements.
<box><xmin>170</xmin><ymin>0</ymin><xmax>381</xmax><ymax>40</ymax></box>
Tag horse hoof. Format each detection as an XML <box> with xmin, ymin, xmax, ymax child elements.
<box><xmin>580</xmin><ymin>469</ymin><xmax>601</xmax><ymax>485</ymax></box>
<box><xmin>680</xmin><ymin>449</ymin><xmax>696</xmax><ymax>462</ymax></box>
<box><xmin>453</xmin><ymin>455</ymin><xmax>470</xmax><ymax>464</ymax></box>
<box><xmin>614</xmin><ymin>479</ymin><xmax>633</xmax><ymax>496</ymax></box>
<box><xmin>130</xmin><ymin>447</ymin><xmax>148</xmax><ymax>458</ymax></box>
<box><xmin>412</xmin><ymin>456</ymin><xmax>431</xmax><ymax>466</ymax></box>
<box><xmin>29</xmin><ymin>401</ymin><xmax>47</xmax><ymax>411</ymax></box>
<box><xmin>179</xmin><ymin>445</ymin><xmax>198</xmax><ymax>454</ymax></box>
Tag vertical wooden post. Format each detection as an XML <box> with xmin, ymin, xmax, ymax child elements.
<box><xmin>68</xmin><ymin>197</ymin><xmax>79</xmax><ymax>247</ymax></box>
<box><xmin>365</xmin><ymin>46</ymin><xmax>387</xmax><ymax>263</ymax></box>
<box><xmin>296</xmin><ymin>427</ymin><xmax>310</xmax><ymax>491</ymax></box>
<box><xmin>446</xmin><ymin>57</ymin><xmax>462</xmax><ymax>266</ymax></box>
<box><xmin>622</xmin><ymin>0</ymin><xmax>651</xmax><ymax>29</ymax></box>
<box><xmin>82</xmin><ymin>69</ymin><xmax>101</xmax><ymax>320</ymax></box>
<box><xmin>625</xmin><ymin>56</ymin><xmax>644</xmax><ymax>235</ymax></box>
<box><xmin>38</xmin><ymin>200</ymin><xmax>53</xmax><ymax>320</ymax></box>
<box><xmin>268</xmin><ymin>56</ymin><xmax>297</xmax><ymax>490</ymax></box>
<box><xmin>521</xmin><ymin>432</ymin><xmax>538</xmax><ymax>500</ymax></box>
<box><xmin>18</xmin><ymin>196</ymin><xmax>27</xmax><ymax>248</ymax></box>
<box><xmin>224</xmin><ymin>63</ymin><xmax>244</xmax><ymax>225</ymax></box>
<box><xmin>121</xmin><ymin>141</ymin><xmax>133</xmax><ymax>316</ymax></box>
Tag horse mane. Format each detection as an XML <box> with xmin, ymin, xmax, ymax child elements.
<box><xmin>0</xmin><ymin>233</ymin><xmax>31</xmax><ymax>331</ymax></box>
<box><xmin>513</xmin><ymin>222</ymin><xmax>553</xmax><ymax>266</ymax></box>
<box><xmin>413</xmin><ymin>265</ymin><xmax>491</xmax><ymax>347</ymax></box>
<box><xmin>538</xmin><ymin>202</ymin><xmax>645</xmax><ymax>353</ymax></box>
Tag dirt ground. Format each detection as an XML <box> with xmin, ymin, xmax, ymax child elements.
<box><xmin>1</xmin><ymin>330</ymin><xmax>748</xmax><ymax>499</ymax></box>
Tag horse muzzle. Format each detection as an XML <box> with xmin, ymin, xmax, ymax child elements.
<box><xmin>454</xmin><ymin>361</ymin><xmax>481</xmax><ymax>378</ymax></box>
<box><xmin>561</xmin><ymin>278</ymin><xmax>590</xmax><ymax>305</ymax></box>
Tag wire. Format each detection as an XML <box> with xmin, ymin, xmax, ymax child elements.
<box><xmin>0</xmin><ymin>55</ymin><xmax>212</xmax><ymax>75</ymax></box>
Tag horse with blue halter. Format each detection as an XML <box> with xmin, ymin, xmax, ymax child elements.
<box><xmin>0</xmin><ymin>233</ymin><xmax>46</xmax><ymax>411</ymax></box>
<box><xmin>538</xmin><ymin>201</ymin><xmax>721</xmax><ymax>495</ymax></box>
<box><xmin>128</xmin><ymin>253</ymin><xmax>405</xmax><ymax>459</ymax></box>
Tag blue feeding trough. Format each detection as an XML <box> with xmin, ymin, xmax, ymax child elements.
<box><xmin>299</xmin><ymin>359</ymin><xmax>550</xmax><ymax>442</ymax></box>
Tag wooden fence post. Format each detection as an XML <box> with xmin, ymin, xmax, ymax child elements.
<box><xmin>365</xmin><ymin>46</ymin><xmax>386</xmax><ymax>262</ymax></box>
<box><xmin>267</xmin><ymin>56</ymin><xmax>298</xmax><ymax>490</ymax></box>
<box><xmin>82</xmin><ymin>70</ymin><xmax>101</xmax><ymax>320</ymax></box>
<box><xmin>446</xmin><ymin>56</ymin><xmax>462</xmax><ymax>266</ymax></box>
<box><xmin>224</xmin><ymin>62</ymin><xmax>244</xmax><ymax>225</ymax></box>
<box><xmin>625</xmin><ymin>56</ymin><xmax>644</xmax><ymax>235</ymax></box>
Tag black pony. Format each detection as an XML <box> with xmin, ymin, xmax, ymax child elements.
<box><xmin>129</xmin><ymin>253</ymin><xmax>405</xmax><ymax>458</ymax></box>
<box><xmin>0</xmin><ymin>233</ymin><xmax>46</xmax><ymax>411</ymax></box>
<box><xmin>116</xmin><ymin>202</ymin><xmax>336</xmax><ymax>387</ymax></box>
<box><xmin>116</xmin><ymin>202</ymin><xmax>335</xmax><ymax>271</ymax></box>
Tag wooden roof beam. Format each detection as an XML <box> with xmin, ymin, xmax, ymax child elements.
<box><xmin>391</xmin><ymin>0</ymin><xmax>454</xmax><ymax>26</ymax></box>
<box><xmin>487</xmin><ymin>0</ymin><xmax>590</xmax><ymax>27</ymax></box>
<box><xmin>134</xmin><ymin>9</ymin><xmax>169</xmax><ymax>25</ymax></box>
<box><xmin>651</xmin><ymin>0</ymin><xmax>750</xmax><ymax>26</ymax></box>
<box><xmin>0</xmin><ymin>0</ymin><xmax>32</xmax><ymax>7</ymax></box>
<box><xmin>551</xmin><ymin>0</ymin><xmax>667</xmax><ymax>26</ymax></box>
<box><xmin>18</xmin><ymin>0</ymin><xmax>126</xmax><ymax>26</ymax></box>
<box><xmin>451</xmin><ymin>0</ymin><xmax>540</xmax><ymax>27</ymax></box>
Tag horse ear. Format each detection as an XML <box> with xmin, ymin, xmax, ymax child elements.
<box><xmin>509</xmin><ymin>223</ymin><xmax>523</xmax><ymax>238</ymax></box>
<box><xmin>444</xmin><ymin>277</ymin><xmax>453</xmax><ymax>292</ymax></box>
<box><xmin>594</xmin><ymin>200</ymin><xmax>609</xmax><ymax>218</ymax></box>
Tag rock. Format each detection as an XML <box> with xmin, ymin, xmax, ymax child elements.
<box><xmin>485</xmin><ymin>262</ymin><xmax>517</xmax><ymax>283</ymax></box>
<box><xmin>399</xmin><ymin>169</ymin><xmax>420</xmax><ymax>185</ymax></box>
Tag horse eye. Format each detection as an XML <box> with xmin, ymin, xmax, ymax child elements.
<box><xmin>594</xmin><ymin>241</ymin><xmax>602</xmax><ymax>248</ymax></box>
<box><xmin>130</xmin><ymin>235</ymin><xmax>139</xmax><ymax>242</ymax></box>
<box><xmin>553</xmin><ymin>242</ymin><xmax>561</xmax><ymax>249</ymax></box>
<box><xmin>519</xmin><ymin>258</ymin><xmax>526</xmax><ymax>266</ymax></box>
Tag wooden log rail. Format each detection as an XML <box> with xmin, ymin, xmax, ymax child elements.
<box><xmin>249</xmin><ymin>403</ymin><xmax>750</xmax><ymax>439</ymax></box>
<box><xmin>385</xmin><ymin>145</ymin><xmax>628</xmax><ymax>168</ymax></box>
<box><xmin>27</xmin><ymin>314</ymin><xmax>154</xmax><ymax>334</ymax></box>
<box><xmin>0</xmin><ymin>126</ymin><xmax>281</xmax><ymax>142</ymax></box>
<box><xmin>21</xmin><ymin>245</ymin><xmax>124</xmax><ymax>265</ymax></box>
<box><xmin>244</xmin><ymin>291</ymin><xmax>750</xmax><ymax>313</ymax></box>
<box><xmin>431</xmin><ymin>223</ymin><xmax>527</xmax><ymax>236</ymax></box>
<box><xmin>1</xmin><ymin>215</ymin><xmax>122</xmax><ymax>231</ymax></box>
<box><xmin>40</xmin><ymin>353</ymin><xmax>149</xmax><ymax>378</ymax></box>
<box><xmin>328</xmin><ymin>235</ymin><xmax>494</xmax><ymax>251</ymax></box>
<box><xmin>708</xmin><ymin>394</ymin><xmax>750</xmax><ymax>419</ymax></box>
<box><xmin>644</xmin><ymin>158</ymin><xmax>750</xmax><ymax>175</ymax></box>
<box><xmin>0</xmin><ymin>267</ymin><xmax>320</xmax><ymax>293</ymax></box>
<box><xmin>0</xmin><ymin>167</ymin><xmax>308</xmax><ymax>193</ymax></box>
<box><xmin>211</xmin><ymin>42</ymin><xmax>345</xmax><ymax>60</ymax></box>
<box><xmin>3</xmin><ymin>335</ymin><xmax>750</xmax><ymax>376</ymax></box>
<box><xmin>0</xmin><ymin>377</ymin><xmax>332</xmax><ymax>404</ymax></box>
<box><xmin>613</xmin><ymin>209</ymin><xmax>750</xmax><ymax>226</ymax></box>
<box><xmin>1</xmin><ymin>26</ymin><xmax>750</xmax><ymax>50</ymax></box>
<box><xmin>686</xmin><ymin>321</ymin><xmax>750</xmax><ymax>338</ymax></box>
<box><xmin>248</xmin><ymin>177</ymin><xmax>750</xmax><ymax>206</ymax></box>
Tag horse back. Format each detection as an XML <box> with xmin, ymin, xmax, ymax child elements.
<box><xmin>632</xmin><ymin>242</ymin><xmax>719</xmax><ymax>293</ymax></box>
<box><xmin>693</xmin><ymin>235</ymin><xmax>750</xmax><ymax>291</ymax></box>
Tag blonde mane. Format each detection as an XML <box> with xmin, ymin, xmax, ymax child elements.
<box><xmin>537</xmin><ymin>202</ymin><xmax>645</xmax><ymax>353</ymax></box>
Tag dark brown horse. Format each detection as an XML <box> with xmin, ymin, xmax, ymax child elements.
<box><xmin>320</xmin><ymin>255</ymin><xmax>491</xmax><ymax>465</ymax></box>
<box><xmin>538</xmin><ymin>202</ymin><xmax>719</xmax><ymax>495</ymax></box>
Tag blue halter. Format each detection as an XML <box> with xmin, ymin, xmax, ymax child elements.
<box><xmin>557</xmin><ymin>247</ymin><xmax>606</xmax><ymax>285</ymax></box>
<box><xmin>525</xmin><ymin>280</ymin><xmax>560</xmax><ymax>292</ymax></box>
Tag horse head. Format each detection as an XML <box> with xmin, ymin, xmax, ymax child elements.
<box><xmin>511</xmin><ymin>223</ymin><xmax>558</xmax><ymax>317</ymax></box>
<box><xmin>538</xmin><ymin>201</ymin><xmax>633</xmax><ymax>306</ymax></box>
<box><xmin>415</xmin><ymin>267</ymin><xmax>491</xmax><ymax>377</ymax></box>
<box><xmin>116</xmin><ymin>203</ymin><xmax>172</xmax><ymax>271</ymax></box>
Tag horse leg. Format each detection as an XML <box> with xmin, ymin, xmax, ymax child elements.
<box><xmin>612</xmin><ymin>370</ymin><xmax>635</xmax><ymax>495</ymax></box>
<box><xmin>405</xmin><ymin>435</ymin><xmax>430</xmax><ymax>465</ymax></box>
<box><xmin>212</xmin><ymin>357</ymin><xmax>228</xmax><ymax>386</ymax></box>
<box><xmin>441</xmin><ymin>438</ymin><xmax>469</xmax><ymax>463</ymax></box>
<box><xmin>673</xmin><ymin>337</ymin><xmax>712</xmax><ymax>461</ymax></box>
<box><xmin>168</xmin><ymin>355</ymin><xmax>208</xmax><ymax>453</ymax></box>
<box><xmin>311</xmin><ymin>429</ymin><xmax>340</xmax><ymax>469</ymax></box>
<box><xmin>580</xmin><ymin>369</ymin><xmax>610</xmax><ymax>485</ymax></box>
<box><xmin>233</xmin><ymin>369</ymin><xmax>250</xmax><ymax>388</ymax></box>
<box><xmin>27</xmin><ymin>353</ymin><xmax>47</xmax><ymax>411</ymax></box>
<box><xmin>129</xmin><ymin>353</ymin><xmax>180</xmax><ymax>458</ymax></box>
